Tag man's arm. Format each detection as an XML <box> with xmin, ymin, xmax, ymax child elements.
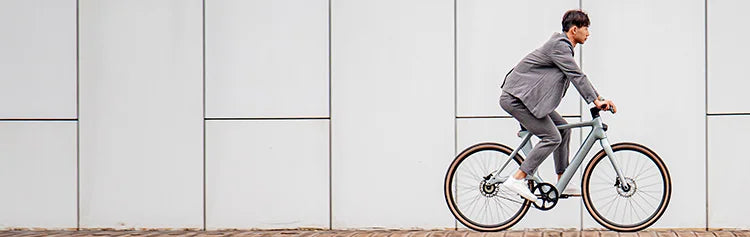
<box><xmin>549</xmin><ymin>41</ymin><xmax>599</xmax><ymax>104</ymax></box>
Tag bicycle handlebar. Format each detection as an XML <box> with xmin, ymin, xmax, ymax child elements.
<box><xmin>590</xmin><ymin>106</ymin><xmax>615</xmax><ymax>118</ymax></box>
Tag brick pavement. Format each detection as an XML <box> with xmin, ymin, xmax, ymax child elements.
<box><xmin>0</xmin><ymin>229</ymin><xmax>747</xmax><ymax>237</ymax></box>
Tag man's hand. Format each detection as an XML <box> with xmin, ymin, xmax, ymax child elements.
<box><xmin>594</xmin><ymin>99</ymin><xmax>617</xmax><ymax>113</ymax></box>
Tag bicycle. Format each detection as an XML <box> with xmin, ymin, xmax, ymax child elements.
<box><xmin>444</xmin><ymin>107</ymin><xmax>671</xmax><ymax>232</ymax></box>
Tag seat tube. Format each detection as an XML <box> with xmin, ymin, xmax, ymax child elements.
<box><xmin>600</xmin><ymin>138</ymin><xmax>629</xmax><ymax>189</ymax></box>
<box><xmin>487</xmin><ymin>132</ymin><xmax>532</xmax><ymax>185</ymax></box>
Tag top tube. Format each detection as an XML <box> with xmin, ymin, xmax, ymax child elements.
<box><xmin>518</xmin><ymin>107</ymin><xmax>610</xmax><ymax>132</ymax></box>
<box><xmin>556</xmin><ymin>121</ymin><xmax>595</xmax><ymax>130</ymax></box>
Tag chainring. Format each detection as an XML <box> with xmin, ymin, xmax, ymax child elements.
<box><xmin>531</xmin><ymin>182</ymin><xmax>559</xmax><ymax>211</ymax></box>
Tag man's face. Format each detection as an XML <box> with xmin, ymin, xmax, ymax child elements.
<box><xmin>573</xmin><ymin>26</ymin><xmax>590</xmax><ymax>44</ymax></box>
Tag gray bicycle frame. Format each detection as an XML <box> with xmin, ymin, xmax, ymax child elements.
<box><xmin>484</xmin><ymin>115</ymin><xmax>630</xmax><ymax>193</ymax></box>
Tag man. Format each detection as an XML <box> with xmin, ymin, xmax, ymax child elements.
<box><xmin>499</xmin><ymin>9</ymin><xmax>616</xmax><ymax>202</ymax></box>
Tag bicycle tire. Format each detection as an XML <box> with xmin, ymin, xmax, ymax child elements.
<box><xmin>444</xmin><ymin>142</ymin><xmax>531</xmax><ymax>231</ymax></box>
<box><xmin>582</xmin><ymin>142</ymin><xmax>671</xmax><ymax>232</ymax></box>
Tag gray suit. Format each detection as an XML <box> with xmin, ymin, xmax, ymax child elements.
<box><xmin>499</xmin><ymin>32</ymin><xmax>599</xmax><ymax>175</ymax></box>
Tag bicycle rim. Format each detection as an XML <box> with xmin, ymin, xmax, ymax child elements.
<box><xmin>582</xmin><ymin>143</ymin><xmax>671</xmax><ymax>231</ymax></box>
<box><xmin>444</xmin><ymin>143</ymin><xmax>530</xmax><ymax>231</ymax></box>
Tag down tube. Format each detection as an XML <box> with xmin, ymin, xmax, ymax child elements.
<box><xmin>557</xmin><ymin>130</ymin><xmax>598</xmax><ymax>191</ymax></box>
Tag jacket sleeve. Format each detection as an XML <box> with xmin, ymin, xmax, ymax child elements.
<box><xmin>549</xmin><ymin>41</ymin><xmax>599</xmax><ymax>104</ymax></box>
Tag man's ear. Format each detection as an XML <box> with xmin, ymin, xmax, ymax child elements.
<box><xmin>569</xmin><ymin>25</ymin><xmax>578</xmax><ymax>34</ymax></box>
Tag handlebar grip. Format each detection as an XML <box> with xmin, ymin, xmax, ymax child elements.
<box><xmin>590</xmin><ymin>106</ymin><xmax>615</xmax><ymax>118</ymax></box>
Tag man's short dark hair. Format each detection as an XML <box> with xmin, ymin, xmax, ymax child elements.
<box><xmin>562</xmin><ymin>10</ymin><xmax>590</xmax><ymax>32</ymax></box>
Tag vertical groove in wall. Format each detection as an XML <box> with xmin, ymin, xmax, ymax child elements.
<box><xmin>75</xmin><ymin>0</ymin><xmax>80</xmax><ymax>230</ymax></box>
<box><xmin>704</xmin><ymin>0</ymin><xmax>709</xmax><ymax>230</ymax></box>
<box><xmin>202</xmin><ymin>0</ymin><xmax>207</xmax><ymax>231</ymax></box>
<box><xmin>578</xmin><ymin>0</ymin><xmax>584</xmax><ymax>230</ymax></box>
<box><xmin>453</xmin><ymin>0</ymin><xmax>458</xmax><ymax>230</ymax></box>
<box><xmin>328</xmin><ymin>0</ymin><xmax>333</xmax><ymax>230</ymax></box>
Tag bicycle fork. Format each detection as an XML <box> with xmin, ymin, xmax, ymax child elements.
<box><xmin>593</xmin><ymin>126</ymin><xmax>630</xmax><ymax>191</ymax></box>
<box><xmin>600</xmin><ymin>138</ymin><xmax>631</xmax><ymax>191</ymax></box>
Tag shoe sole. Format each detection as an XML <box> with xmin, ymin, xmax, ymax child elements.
<box><xmin>502</xmin><ymin>183</ymin><xmax>538</xmax><ymax>202</ymax></box>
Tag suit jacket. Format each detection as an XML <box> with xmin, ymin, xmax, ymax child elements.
<box><xmin>501</xmin><ymin>32</ymin><xmax>599</xmax><ymax>119</ymax></box>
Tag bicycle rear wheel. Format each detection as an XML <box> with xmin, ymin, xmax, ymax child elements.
<box><xmin>444</xmin><ymin>142</ymin><xmax>531</xmax><ymax>231</ymax></box>
<box><xmin>582</xmin><ymin>142</ymin><xmax>671</xmax><ymax>232</ymax></box>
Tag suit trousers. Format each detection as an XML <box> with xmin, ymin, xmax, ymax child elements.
<box><xmin>499</xmin><ymin>92</ymin><xmax>571</xmax><ymax>175</ymax></box>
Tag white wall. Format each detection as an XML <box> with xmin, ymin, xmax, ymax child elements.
<box><xmin>0</xmin><ymin>122</ymin><xmax>77</xmax><ymax>229</ymax></box>
<box><xmin>206</xmin><ymin>120</ymin><xmax>329</xmax><ymax>229</ymax></box>
<box><xmin>0</xmin><ymin>0</ymin><xmax>78</xmax><ymax>229</ymax></box>
<box><xmin>707</xmin><ymin>116</ymin><xmax>750</xmax><ymax>228</ymax></box>
<box><xmin>205</xmin><ymin>0</ymin><xmax>329</xmax><ymax>118</ymax></box>
<box><xmin>0</xmin><ymin>0</ymin><xmax>76</xmax><ymax>119</ymax></box>
<box><xmin>203</xmin><ymin>0</ymin><xmax>331</xmax><ymax>229</ymax></box>
<box><xmin>707</xmin><ymin>0</ymin><xmax>749</xmax><ymax>114</ymax></box>
<box><xmin>78</xmin><ymin>0</ymin><xmax>203</xmax><ymax>229</ymax></box>
<box><xmin>330</xmin><ymin>0</ymin><xmax>454</xmax><ymax>229</ymax></box>
<box><xmin>706</xmin><ymin>0</ymin><xmax>750</xmax><ymax>229</ymax></box>
<box><xmin>1</xmin><ymin>0</ymin><xmax>748</xmax><ymax>231</ymax></box>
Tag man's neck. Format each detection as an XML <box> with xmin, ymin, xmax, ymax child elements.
<box><xmin>565</xmin><ymin>32</ymin><xmax>577</xmax><ymax>48</ymax></box>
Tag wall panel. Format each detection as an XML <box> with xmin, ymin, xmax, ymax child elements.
<box><xmin>331</xmin><ymin>0</ymin><xmax>455</xmax><ymax>228</ymax></box>
<box><xmin>0</xmin><ymin>0</ymin><xmax>76</xmax><ymax>119</ymax></box>
<box><xmin>79</xmin><ymin>0</ymin><xmax>203</xmax><ymax>228</ymax></box>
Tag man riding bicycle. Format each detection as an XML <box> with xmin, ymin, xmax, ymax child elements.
<box><xmin>499</xmin><ymin>9</ymin><xmax>617</xmax><ymax>202</ymax></box>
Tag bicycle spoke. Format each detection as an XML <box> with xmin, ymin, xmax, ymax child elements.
<box><xmin>637</xmin><ymin>182</ymin><xmax>663</xmax><ymax>190</ymax></box>
<box><xmin>591</xmin><ymin>185</ymin><xmax>616</xmax><ymax>193</ymax></box>
<box><xmin>635</xmin><ymin>164</ymin><xmax>656</xmax><ymax>180</ymax></box>
<box><xmin>634</xmin><ymin>191</ymin><xmax>658</xmax><ymax>210</ymax></box>
<box><xmin>600</xmin><ymin>194</ymin><xmax>619</xmax><ymax>216</ymax></box>
<box><xmin>491</xmin><ymin>197</ymin><xmax>508</xmax><ymax>219</ymax></box>
<box><xmin>446</xmin><ymin>146</ymin><xmax>530</xmax><ymax>229</ymax></box>
<box><xmin>630</xmin><ymin>195</ymin><xmax>650</xmax><ymax>220</ymax></box>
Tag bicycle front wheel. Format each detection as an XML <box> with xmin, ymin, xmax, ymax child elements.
<box><xmin>582</xmin><ymin>142</ymin><xmax>671</xmax><ymax>232</ymax></box>
<box><xmin>444</xmin><ymin>142</ymin><xmax>531</xmax><ymax>231</ymax></box>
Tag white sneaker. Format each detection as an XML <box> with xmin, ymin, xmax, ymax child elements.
<box><xmin>562</xmin><ymin>181</ymin><xmax>581</xmax><ymax>195</ymax></box>
<box><xmin>502</xmin><ymin>177</ymin><xmax>538</xmax><ymax>202</ymax></box>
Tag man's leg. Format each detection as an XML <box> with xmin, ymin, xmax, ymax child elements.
<box><xmin>499</xmin><ymin>93</ymin><xmax>562</xmax><ymax>176</ymax></box>
<box><xmin>549</xmin><ymin>111</ymin><xmax>570</xmax><ymax>175</ymax></box>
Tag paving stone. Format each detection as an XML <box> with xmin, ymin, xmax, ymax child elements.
<box><xmin>674</xmin><ymin>231</ymin><xmax>697</xmax><ymax>237</ymax></box>
<box><xmin>638</xmin><ymin>232</ymin><xmax>658</xmax><ymax>237</ymax></box>
<box><xmin>526</xmin><ymin>231</ymin><xmax>543</xmax><ymax>237</ymax></box>
<box><xmin>406</xmin><ymin>231</ymin><xmax>431</xmax><ymax>237</ymax></box>
<box><xmin>694</xmin><ymin>232</ymin><xmax>716</xmax><ymax>237</ymax></box>
<box><xmin>714</xmin><ymin>232</ymin><xmax>735</xmax><ymax>237</ymax></box>
<box><xmin>561</xmin><ymin>231</ymin><xmax>579</xmax><ymax>237</ymax></box>
<box><xmin>581</xmin><ymin>231</ymin><xmax>599</xmax><ymax>237</ymax></box>
<box><xmin>428</xmin><ymin>231</ymin><xmax>454</xmax><ymax>237</ymax></box>
<box><xmin>481</xmin><ymin>232</ymin><xmax>502</xmax><ymax>237</ymax></box>
<box><xmin>369</xmin><ymin>231</ymin><xmax>391</xmax><ymax>237</ymax></box>
<box><xmin>600</xmin><ymin>232</ymin><xmax>617</xmax><ymax>237</ymax></box>
<box><xmin>447</xmin><ymin>231</ymin><xmax>469</xmax><ymax>237</ymax></box>
<box><xmin>503</xmin><ymin>231</ymin><xmax>523</xmax><ymax>237</ymax></box>
<box><xmin>0</xmin><ymin>230</ymin><xmax>747</xmax><ymax>237</ymax></box>
<box><xmin>465</xmin><ymin>231</ymin><xmax>484</xmax><ymax>237</ymax></box>
<box><xmin>315</xmin><ymin>232</ymin><xmax>340</xmax><ymax>237</ymax></box>
<box><xmin>543</xmin><ymin>231</ymin><xmax>562</xmax><ymax>237</ymax></box>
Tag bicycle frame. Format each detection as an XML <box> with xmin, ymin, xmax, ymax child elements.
<box><xmin>485</xmin><ymin>115</ymin><xmax>630</xmax><ymax>193</ymax></box>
